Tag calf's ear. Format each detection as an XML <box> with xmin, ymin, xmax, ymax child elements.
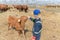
<box><xmin>18</xmin><ymin>19</ymin><xmax>20</xmax><ymax>22</ymax></box>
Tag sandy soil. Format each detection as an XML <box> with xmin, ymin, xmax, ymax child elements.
<box><xmin>0</xmin><ymin>6</ymin><xmax>60</xmax><ymax>40</ymax></box>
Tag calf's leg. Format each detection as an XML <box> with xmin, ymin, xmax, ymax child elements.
<box><xmin>22</xmin><ymin>30</ymin><xmax>27</xmax><ymax>40</ymax></box>
<box><xmin>8</xmin><ymin>23</ymin><xmax>12</xmax><ymax>30</ymax></box>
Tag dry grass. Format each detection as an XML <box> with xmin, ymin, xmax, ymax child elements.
<box><xmin>0</xmin><ymin>6</ymin><xmax>60</xmax><ymax>40</ymax></box>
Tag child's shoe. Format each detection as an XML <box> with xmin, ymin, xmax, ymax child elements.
<box><xmin>31</xmin><ymin>36</ymin><xmax>36</xmax><ymax>40</ymax></box>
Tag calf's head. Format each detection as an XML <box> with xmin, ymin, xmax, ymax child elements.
<box><xmin>17</xmin><ymin>16</ymin><xmax>28</xmax><ymax>24</ymax></box>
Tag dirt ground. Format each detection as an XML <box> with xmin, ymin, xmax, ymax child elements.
<box><xmin>0</xmin><ymin>6</ymin><xmax>60</xmax><ymax>40</ymax></box>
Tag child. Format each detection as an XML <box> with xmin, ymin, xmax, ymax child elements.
<box><xmin>28</xmin><ymin>9</ymin><xmax>42</xmax><ymax>40</ymax></box>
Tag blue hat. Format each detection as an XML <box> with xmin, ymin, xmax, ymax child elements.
<box><xmin>33</xmin><ymin>9</ymin><xmax>41</xmax><ymax>15</ymax></box>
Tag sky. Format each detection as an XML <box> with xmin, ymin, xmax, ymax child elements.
<box><xmin>0</xmin><ymin>0</ymin><xmax>60</xmax><ymax>5</ymax></box>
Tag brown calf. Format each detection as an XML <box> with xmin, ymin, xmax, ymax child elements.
<box><xmin>8</xmin><ymin>15</ymin><xmax>28</xmax><ymax>40</ymax></box>
<box><xmin>0</xmin><ymin>4</ymin><xmax>10</xmax><ymax>12</ymax></box>
<box><xmin>13</xmin><ymin>5</ymin><xmax>22</xmax><ymax>11</ymax></box>
<box><xmin>13</xmin><ymin>5</ymin><xmax>28</xmax><ymax>12</ymax></box>
<box><xmin>22</xmin><ymin>5</ymin><xmax>28</xmax><ymax>12</ymax></box>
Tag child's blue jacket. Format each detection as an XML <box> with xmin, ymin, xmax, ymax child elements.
<box><xmin>30</xmin><ymin>17</ymin><xmax>42</xmax><ymax>34</ymax></box>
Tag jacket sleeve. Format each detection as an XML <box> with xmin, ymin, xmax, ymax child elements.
<box><xmin>30</xmin><ymin>17</ymin><xmax>35</xmax><ymax>22</ymax></box>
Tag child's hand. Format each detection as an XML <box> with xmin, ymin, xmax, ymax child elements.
<box><xmin>27</xmin><ymin>16</ymin><xmax>31</xmax><ymax>18</ymax></box>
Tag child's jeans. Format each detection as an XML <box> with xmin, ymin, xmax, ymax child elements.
<box><xmin>33</xmin><ymin>32</ymin><xmax>41</xmax><ymax>40</ymax></box>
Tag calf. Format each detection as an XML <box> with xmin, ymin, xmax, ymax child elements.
<box><xmin>13</xmin><ymin>5</ymin><xmax>22</xmax><ymax>11</ymax></box>
<box><xmin>8</xmin><ymin>15</ymin><xmax>28</xmax><ymax>39</ymax></box>
<box><xmin>22</xmin><ymin>5</ymin><xmax>28</xmax><ymax>12</ymax></box>
<box><xmin>0</xmin><ymin>4</ymin><xmax>9</xmax><ymax>12</ymax></box>
<box><xmin>13</xmin><ymin>5</ymin><xmax>28</xmax><ymax>12</ymax></box>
